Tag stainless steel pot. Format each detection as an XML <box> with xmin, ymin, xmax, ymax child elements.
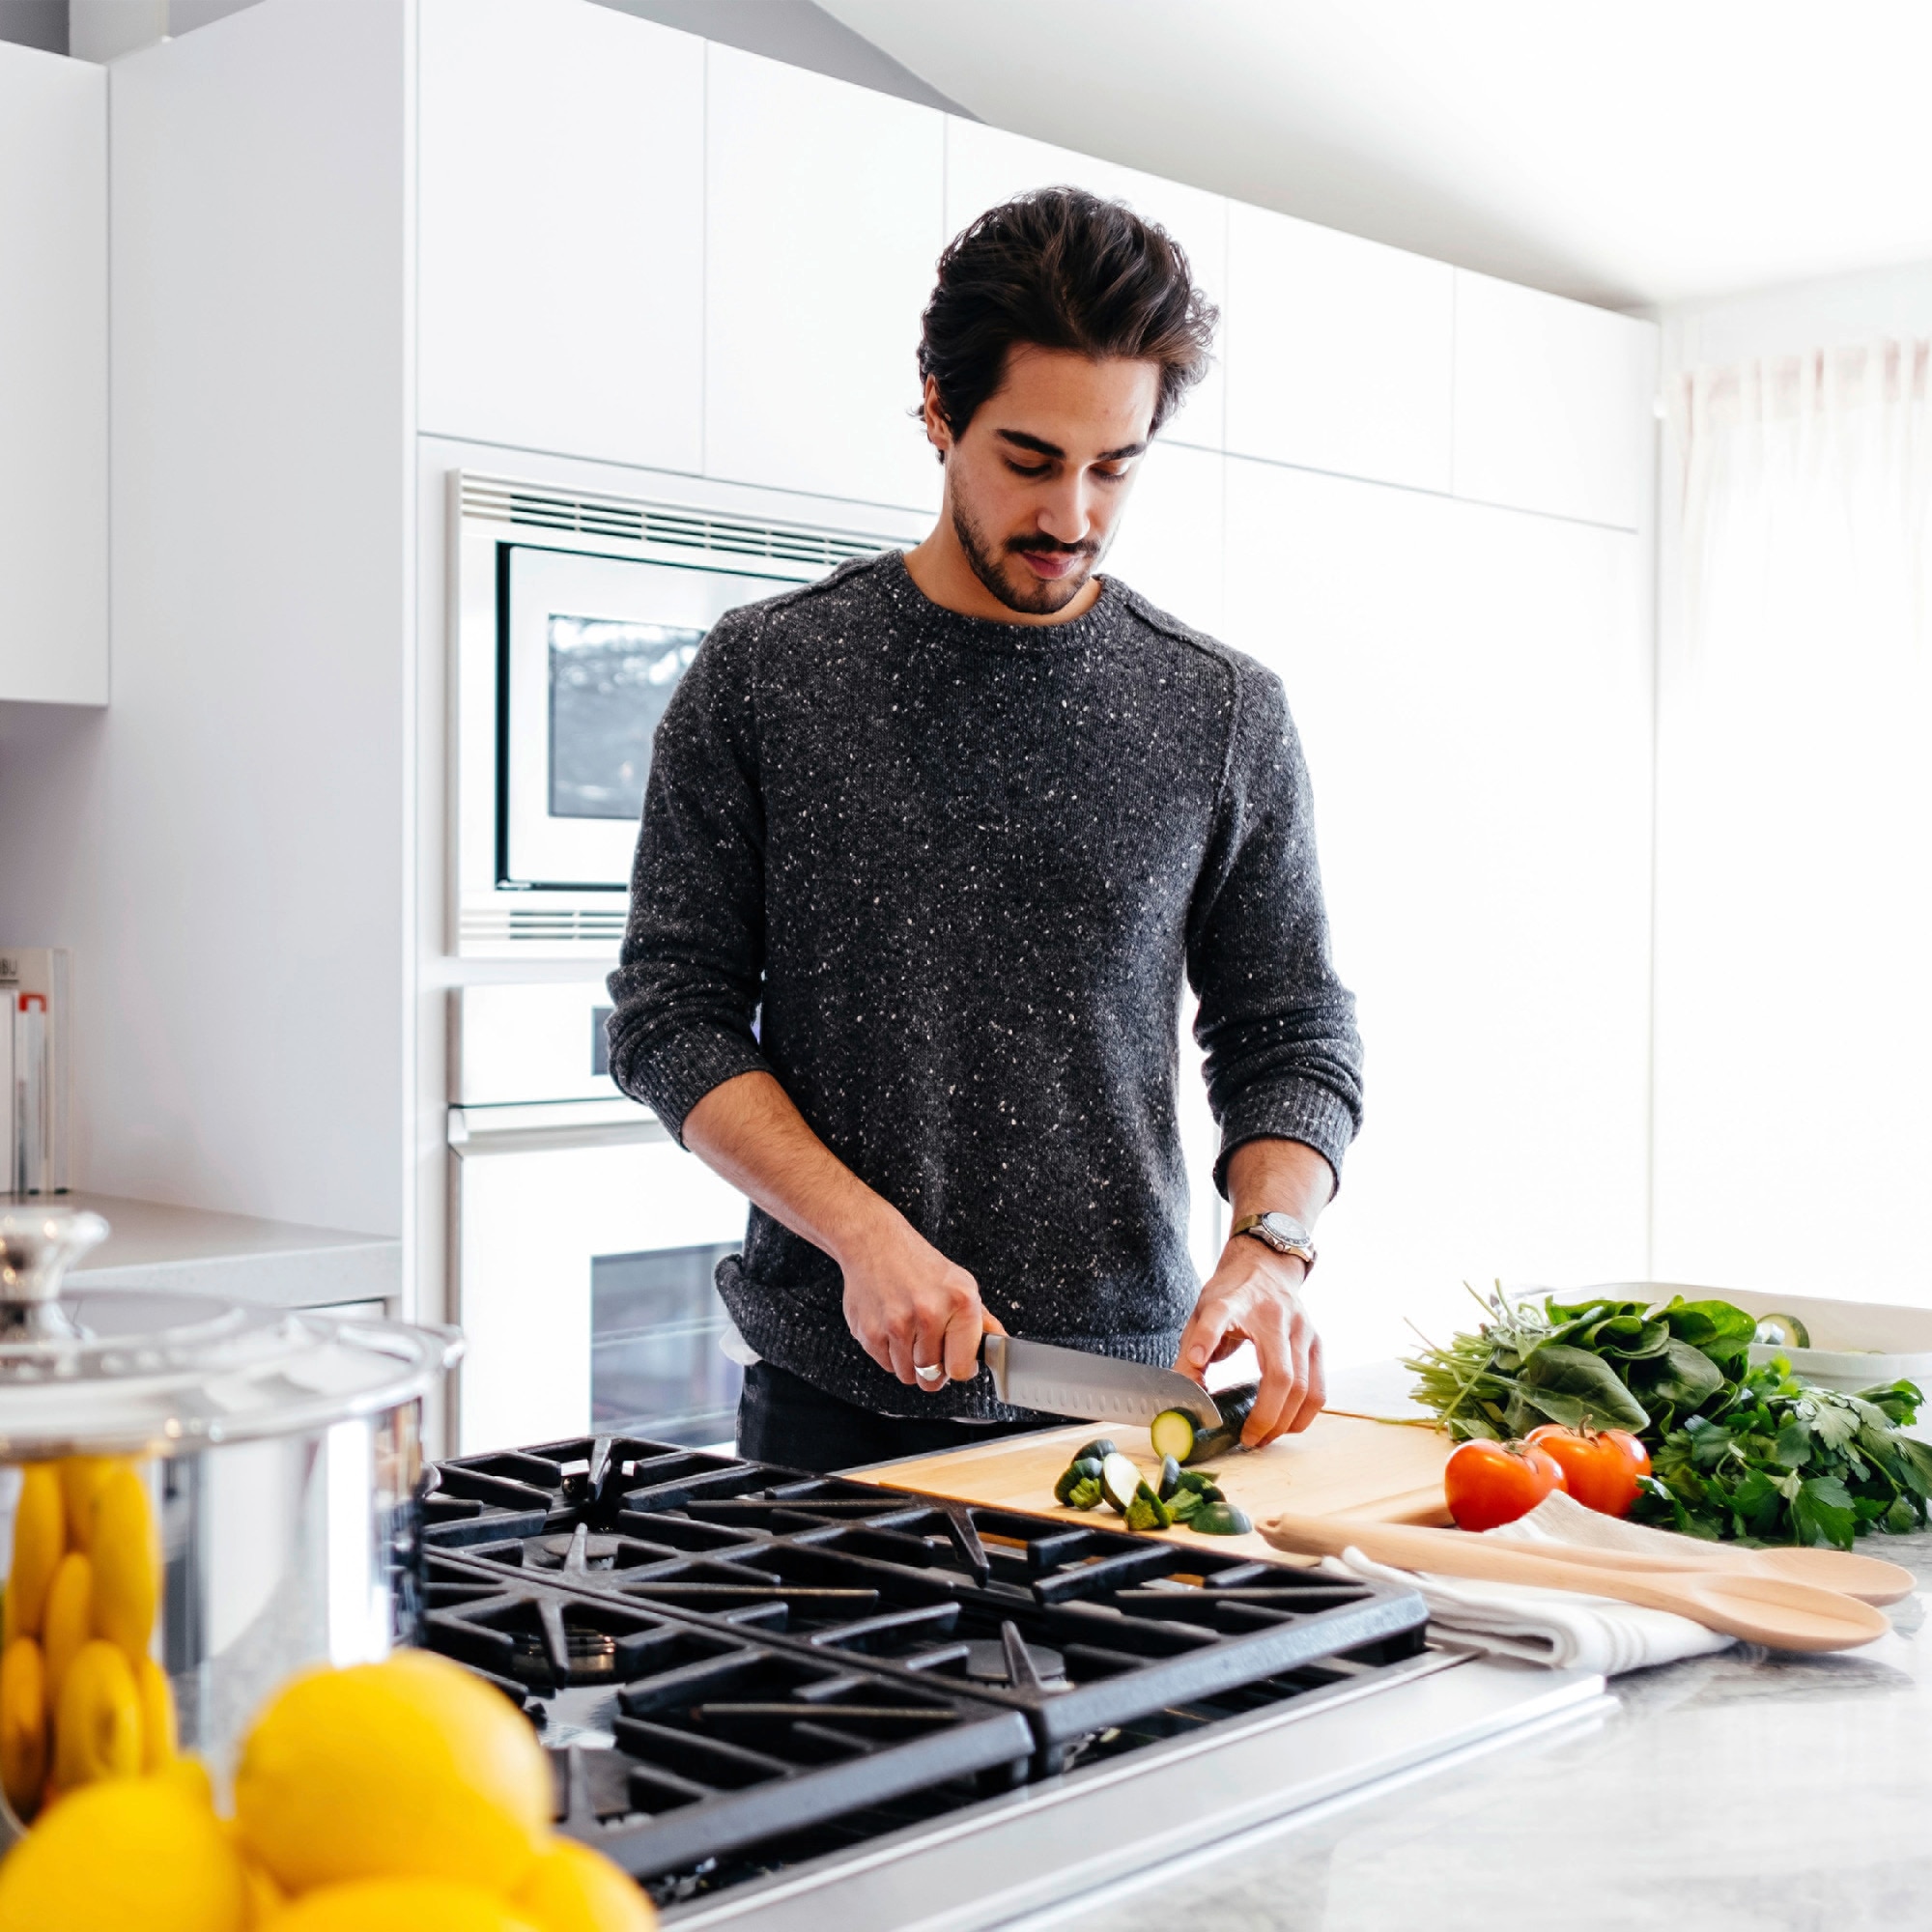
<box><xmin>0</xmin><ymin>1204</ymin><xmax>460</xmax><ymax>1837</ymax></box>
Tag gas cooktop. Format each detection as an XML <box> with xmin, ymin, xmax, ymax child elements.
<box><xmin>419</xmin><ymin>1435</ymin><xmax>1605</xmax><ymax>1929</ymax></box>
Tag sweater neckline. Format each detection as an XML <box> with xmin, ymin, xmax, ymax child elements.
<box><xmin>878</xmin><ymin>549</ymin><xmax>1124</xmax><ymax>652</ymax></box>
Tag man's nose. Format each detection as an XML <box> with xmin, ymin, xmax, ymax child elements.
<box><xmin>1035</xmin><ymin>475</ymin><xmax>1095</xmax><ymax>547</ymax></box>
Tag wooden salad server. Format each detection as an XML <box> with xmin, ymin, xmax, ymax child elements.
<box><xmin>1261</xmin><ymin>1512</ymin><xmax>1892</xmax><ymax>1653</ymax></box>
<box><xmin>1488</xmin><ymin>1531</ymin><xmax>1917</xmax><ymax>1606</ymax></box>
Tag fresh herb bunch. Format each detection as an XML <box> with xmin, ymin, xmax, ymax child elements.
<box><xmin>1404</xmin><ymin>1286</ymin><xmax>1932</xmax><ymax>1548</ymax></box>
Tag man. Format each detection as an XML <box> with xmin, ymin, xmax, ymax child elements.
<box><xmin>607</xmin><ymin>188</ymin><xmax>1363</xmax><ymax>1473</ymax></box>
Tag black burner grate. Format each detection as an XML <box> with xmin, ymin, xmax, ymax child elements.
<box><xmin>419</xmin><ymin>1435</ymin><xmax>1430</xmax><ymax>1904</ymax></box>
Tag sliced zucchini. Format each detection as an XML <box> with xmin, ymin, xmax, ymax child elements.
<box><xmin>1191</xmin><ymin>1500</ymin><xmax>1254</xmax><ymax>1537</ymax></box>
<box><xmin>1166</xmin><ymin>1488</ymin><xmax>1204</xmax><ymax>1522</ymax></box>
<box><xmin>1052</xmin><ymin>1463</ymin><xmax>1083</xmax><ymax>1505</ymax></box>
<box><xmin>1174</xmin><ymin>1468</ymin><xmax>1221</xmax><ymax>1496</ymax></box>
<box><xmin>1182</xmin><ymin>1382</ymin><xmax>1261</xmax><ymax>1463</ymax></box>
<box><xmin>1125</xmin><ymin>1481</ymin><xmax>1174</xmax><ymax>1532</ymax></box>
<box><xmin>1156</xmin><ymin>1454</ymin><xmax>1183</xmax><ymax>1500</ymax></box>
<box><xmin>1098</xmin><ymin>1453</ymin><xmax>1142</xmax><ymax>1515</ymax></box>
<box><xmin>1072</xmin><ymin>1437</ymin><xmax>1119</xmax><ymax>1463</ymax></box>
<box><xmin>1066</xmin><ymin>1477</ymin><xmax>1102</xmax><ymax>1509</ymax></box>
<box><xmin>1148</xmin><ymin>1408</ymin><xmax>1200</xmax><ymax>1463</ymax></box>
<box><xmin>1754</xmin><ymin>1313</ymin><xmax>1812</xmax><ymax>1350</ymax></box>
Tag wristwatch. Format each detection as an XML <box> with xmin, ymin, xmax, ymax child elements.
<box><xmin>1231</xmin><ymin>1211</ymin><xmax>1318</xmax><ymax>1273</ymax></box>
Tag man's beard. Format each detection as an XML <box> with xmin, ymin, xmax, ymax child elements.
<box><xmin>951</xmin><ymin>496</ymin><xmax>1102</xmax><ymax>617</ymax></box>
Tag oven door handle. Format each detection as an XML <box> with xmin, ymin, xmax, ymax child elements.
<box><xmin>447</xmin><ymin>1100</ymin><xmax>669</xmax><ymax>1157</ymax></box>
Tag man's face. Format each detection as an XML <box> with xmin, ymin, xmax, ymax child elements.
<box><xmin>925</xmin><ymin>346</ymin><xmax>1160</xmax><ymax>618</ymax></box>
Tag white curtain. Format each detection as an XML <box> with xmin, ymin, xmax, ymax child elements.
<box><xmin>1653</xmin><ymin>340</ymin><xmax>1932</xmax><ymax>1301</ymax></box>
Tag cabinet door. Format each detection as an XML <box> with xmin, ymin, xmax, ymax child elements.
<box><xmin>1101</xmin><ymin>440</ymin><xmax>1226</xmax><ymax>639</ymax></box>
<box><xmin>944</xmin><ymin>121</ymin><xmax>1228</xmax><ymax>452</ymax></box>
<box><xmin>0</xmin><ymin>46</ymin><xmax>105</xmax><ymax>704</ymax></box>
<box><xmin>1452</xmin><ymin>270</ymin><xmax>1657</xmax><ymax>529</ymax></box>
<box><xmin>1223</xmin><ymin>457</ymin><xmax>1650</xmax><ymax>1367</ymax></box>
<box><xmin>1224</xmin><ymin>205</ymin><xmax>1454</xmax><ymax>493</ymax></box>
<box><xmin>705</xmin><ymin>46</ymin><xmax>943</xmax><ymax>512</ymax></box>
<box><xmin>417</xmin><ymin>0</ymin><xmax>705</xmax><ymax>472</ymax></box>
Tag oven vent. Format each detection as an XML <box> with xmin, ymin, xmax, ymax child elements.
<box><xmin>459</xmin><ymin>473</ymin><xmax>893</xmax><ymax>574</ymax></box>
<box><xmin>460</xmin><ymin>903</ymin><xmax>628</xmax><ymax>949</ymax></box>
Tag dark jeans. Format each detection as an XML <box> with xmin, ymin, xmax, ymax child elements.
<box><xmin>735</xmin><ymin>1358</ymin><xmax>1042</xmax><ymax>1474</ymax></box>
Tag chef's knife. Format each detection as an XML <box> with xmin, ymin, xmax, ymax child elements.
<box><xmin>980</xmin><ymin>1333</ymin><xmax>1222</xmax><ymax>1430</ymax></box>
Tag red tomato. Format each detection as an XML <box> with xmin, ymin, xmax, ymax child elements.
<box><xmin>1443</xmin><ymin>1438</ymin><xmax>1567</xmax><ymax>1531</ymax></box>
<box><xmin>1523</xmin><ymin>1424</ymin><xmax>1649</xmax><ymax>1516</ymax></box>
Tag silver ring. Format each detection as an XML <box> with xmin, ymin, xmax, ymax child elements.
<box><xmin>914</xmin><ymin>1362</ymin><xmax>945</xmax><ymax>1383</ymax></box>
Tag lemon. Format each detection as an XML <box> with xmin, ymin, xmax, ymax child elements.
<box><xmin>241</xmin><ymin>1857</ymin><xmax>287</xmax><ymax>1930</ymax></box>
<box><xmin>53</xmin><ymin>1638</ymin><xmax>143</xmax><ymax>1789</ymax></box>
<box><xmin>235</xmin><ymin>1650</ymin><xmax>553</xmax><ymax>1895</ymax></box>
<box><xmin>158</xmin><ymin>1752</ymin><xmax>215</xmax><ymax>1810</ymax></box>
<box><xmin>272</xmin><ymin>1878</ymin><xmax>541</xmax><ymax>1931</ymax></box>
<box><xmin>516</xmin><ymin>1839</ymin><xmax>656</xmax><ymax>1932</ymax></box>
<box><xmin>56</xmin><ymin>1459</ymin><xmax>121</xmax><ymax>1555</ymax></box>
<box><xmin>0</xmin><ymin>1772</ymin><xmax>247</xmax><ymax>1932</ymax></box>
<box><xmin>40</xmin><ymin>1550</ymin><xmax>91</xmax><ymax>1711</ymax></box>
<box><xmin>4</xmin><ymin>1466</ymin><xmax>66</xmax><ymax>1646</ymax></box>
<box><xmin>0</xmin><ymin>1636</ymin><xmax>47</xmax><ymax>1818</ymax></box>
<box><xmin>136</xmin><ymin>1653</ymin><xmax>177</xmax><ymax>1767</ymax></box>
<box><xmin>86</xmin><ymin>1464</ymin><xmax>158</xmax><ymax>1660</ymax></box>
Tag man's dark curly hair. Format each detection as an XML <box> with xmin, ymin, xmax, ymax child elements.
<box><xmin>916</xmin><ymin>187</ymin><xmax>1218</xmax><ymax>441</ymax></box>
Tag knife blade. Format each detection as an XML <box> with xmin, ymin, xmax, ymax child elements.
<box><xmin>980</xmin><ymin>1334</ymin><xmax>1222</xmax><ymax>1431</ymax></box>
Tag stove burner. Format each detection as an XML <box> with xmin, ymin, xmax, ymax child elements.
<box><xmin>963</xmin><ymin>1634</ymin><xmax>1066</xmax><ymax>1690</ymax></box>
<box><xmin>513</xmin><ymin>1621</ymin><xmax>618</xmax><ymax>1682</ymax></box>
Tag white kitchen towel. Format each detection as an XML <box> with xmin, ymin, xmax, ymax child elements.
<box><xmin>1321</xmin><ymin>1489</ymin><xmax>1741</xmax><ymax>1676</ymax></box>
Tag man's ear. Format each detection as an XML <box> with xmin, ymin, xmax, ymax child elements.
<box><xmin>921</xmin><ymin>376</ymin><xmax>952</xmax><ymax>463</ymax></box>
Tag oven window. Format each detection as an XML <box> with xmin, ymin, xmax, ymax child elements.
<box><xmin>548</xmin><ymin>615</ymin><xmax>703</xmax><ymax>821</ymax></box>
<box><xmin>590</xmin><ymin>1241</ymin><xmax>742</xmax><ymax>1448</ymax></box>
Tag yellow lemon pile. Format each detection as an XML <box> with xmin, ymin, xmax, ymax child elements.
<box><xmin>0</xmin><ymin>1647</ymin><xmax>653</xmax><ymax>1930</ymax></box>
<box><xmin>0</xmin><ymin>1457</ymin><xmax>170</xmax><ymax>1819</ymax></box>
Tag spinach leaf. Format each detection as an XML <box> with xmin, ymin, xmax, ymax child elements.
<box><xmin>1661</xmin><ymin>1298</ymin><xmax>1759</xmax><ymax>1363</ymax></box>
<box><xmin>1514</xmin><ymin>1344</ymin><xmax>1650</xmax><ymax>1432</ymax></box>
<box><xmin>1634</xmin><ymin>1339</ymin><xmax>1726</xmax><ymax>1412</ymax></box>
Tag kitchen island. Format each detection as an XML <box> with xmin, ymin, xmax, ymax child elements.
<box><xmin>1029</xmin><ymin>1529</ymin><xmax>1932</xmax><ymax>1931</ymax></box>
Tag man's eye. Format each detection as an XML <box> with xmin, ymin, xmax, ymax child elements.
<box><xmin>1008</xmin><ymin>461</ymin><xmax>1053</xmax><ymax>478</ymax></box>
<box><xmin>1095</xmin><ymin>464</ymin><xmax>1133</xmax><ymax>482</ymax></box>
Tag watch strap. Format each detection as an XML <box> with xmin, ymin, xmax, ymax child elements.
<box><xmin>1231</xmin><ymin>1211</ymin><xmax>1318</xmax><ymax>1272</ymax></box>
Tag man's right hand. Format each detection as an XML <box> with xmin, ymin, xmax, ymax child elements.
<box><xmin>682</xmin><ymin>1070</ymin><xmax>1003</xmax><ymax>1393</ymax></box>
<box><xmin>838</xmin><ymin>1212</ymin><xmax>1006</xmax><ymax>1390</ymax></box>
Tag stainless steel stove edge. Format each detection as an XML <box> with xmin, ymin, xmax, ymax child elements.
<box><xmin>662</xmin><ymin>1650</ymin><xmax>1611</xmax><ymax>1932</ymax></box>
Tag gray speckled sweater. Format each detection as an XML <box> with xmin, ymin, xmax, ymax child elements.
<box><xmin>606</xmin><ymin>551</ymin><xmax>1362</xmax><ymax>1419</ymax></box>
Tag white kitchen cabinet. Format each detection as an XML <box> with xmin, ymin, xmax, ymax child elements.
<box><xmin>0</xmin><ymin>44</ymin><xmax>106</xmax><ymax>705</ymax></box>
<box><xmin>943</xmin><ymin>121</ymin><xmax>1227</xmax><ymax>452</ymax></box>
<box><xmin>1102</xmin><ymin>440</ymin><xmax>1226</xmax><ymax>640</ymax></box>
<box><xmin>705</xmin><ymin>46</ymin><xmax>943</xmax><ymax>512</ymax></box>
<box><xmin>417</xmin><ymin>0</ymin><xmax>705</xmax><ymax>473</ymax></box>
<box><xmin>1452</xmin><ymin>270</ymin><xmax>1657</xmax><ymax>529</ymax></box>
<box><xmin>1222</xmin><ymin>456</ymin><xmax>1651</xmax><ymax>1368</ymax></box>
<box><xmin>1224</xmin><ymin>205</ymin><xmax>1454</xmax><ymax>494</ymax></box>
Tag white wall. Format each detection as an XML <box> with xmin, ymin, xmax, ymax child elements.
<box><xmin>0</xmin><ymin>43</ymin><xmax>106</xmax><ymax>706</ymax></box>
<box><xmin>0</xmin><ymin>0</ymin><xmax>412</xmax><ymax>1236</ymax></box>
<box><xmin>1650</xmin><ymin>263</ymin><xmax>1932</xmax><ymax>1306</ymax></box>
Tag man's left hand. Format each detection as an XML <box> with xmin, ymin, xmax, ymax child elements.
<box><xmin>1174</xmin><ymin>1238</ymin><xmax>1324</xmax><ymax>1446</ymax></box>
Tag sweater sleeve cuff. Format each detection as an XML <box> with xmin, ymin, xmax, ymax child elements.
<box><xmin>1213</xmin><ymin>1078</ymin><xmax>1358</xmax><ymax>1199</ymax></box>
<box><xmin>615</xmin><ymin>1024</ymin><xmax>772</xmax><ymax>1147</ymax></box>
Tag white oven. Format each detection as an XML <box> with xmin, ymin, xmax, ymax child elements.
<box><xmin>446</xmin><ymin>980</ymin><xmax>755</xmax><ymax>1457</ymax></box>
<box><xmin>449</xmin><ymin>469</ymin><xmax>915</xmax><ymax>957</ymax></box>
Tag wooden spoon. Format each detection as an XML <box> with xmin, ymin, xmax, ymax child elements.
<box><xmin>1490</xmin><ymin>1531</ymin><xmax>1916</xmax><ymax>1606</ymax></box>
<box><xmin>1262</xmin><ymin>1512</ymin><xmax>1891</xmax><ymax>1653</ymax></box>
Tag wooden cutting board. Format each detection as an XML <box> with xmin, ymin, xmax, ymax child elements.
<box><xmin>854</xmin><ymin>1410</ymin><xmax>1455</xmax><ymax>1565</ymax></box>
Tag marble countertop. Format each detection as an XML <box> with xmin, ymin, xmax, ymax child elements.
<box><xmin>47</xmin><ymin>1190</ymin><xmax>401</xmax><ymax>1311</ymax></box>
<box><xmin>1033</xmin><ymin>1529</ymin><xmax>1932</xmax><ymax>1932</ymax></box>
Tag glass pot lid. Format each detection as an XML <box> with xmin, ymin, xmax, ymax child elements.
<box><xmin>0</xmin><ymin>1205</ymin><xmax>460</xmax><ymax>1458</ymax></box>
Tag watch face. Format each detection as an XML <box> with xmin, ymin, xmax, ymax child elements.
<box><xmin>1260</xmin><ymin>1213</ymin><xmax>1310</xmax><ymax>1245</ymax></box>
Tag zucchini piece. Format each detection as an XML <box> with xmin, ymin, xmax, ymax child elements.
<box><xmin>1052</xmin><ymin>1463</ymin><xmax>1085</xmax><ymax>1505</ymax></box>
<box><xmin>1148</xmin><ymin>1408</ymin><xmax>1199</xmax><ymax>1463</ymax></box>
<box><xmin>1191</xmin><ymin>1500</ymin><xmax>1254</xmax><ymax>1537</ymax></box>
<box><xmin>1156</xmin><ymin>1454</ymin><xmax>1182</xmax><ymax>1501</ymax></box>
<box><xmin>1073</xmin><ymin>1456</ymin><xmax>1105</xmax><ymax>1479</ymax></box>
<box><xmin>1181</xmin><ymin>1382</ymin><xmax>1262</xmax><ymax>1463</ymax></box>
<box><xmin>1125</xmin><ymin>1481</ymin><xmax>1174</xmax><ymax>1532</ymax></box>
<box><xmin>1065</xmin><ymin>1477</ymin><xmax>1102</xmax><ymax>1509</ymax></box>
<box><xmin>1754</xmin><ymin>1313</ymin><xmax>1812</xmax><ymax>1350</ymax></box>
<box><xmin>1098</xmin><ymin>1453</ymin><xmax>1142</xmax><ymax>1515</ymax></box>
<box><xmin>1174</xmin><ymin>1468</ymin><xmax>1221</xmax><ymax>1495</ymax></box>
<box><xmin>1166</xmin><ymin>1488</ymin><xmax>1204</xmax><ymax>1522</ymax></box>
<box><xmin>1072</xmin><ymin>1437</ymin><xmax>1119</xmax><ymax>1463</ymax></box>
